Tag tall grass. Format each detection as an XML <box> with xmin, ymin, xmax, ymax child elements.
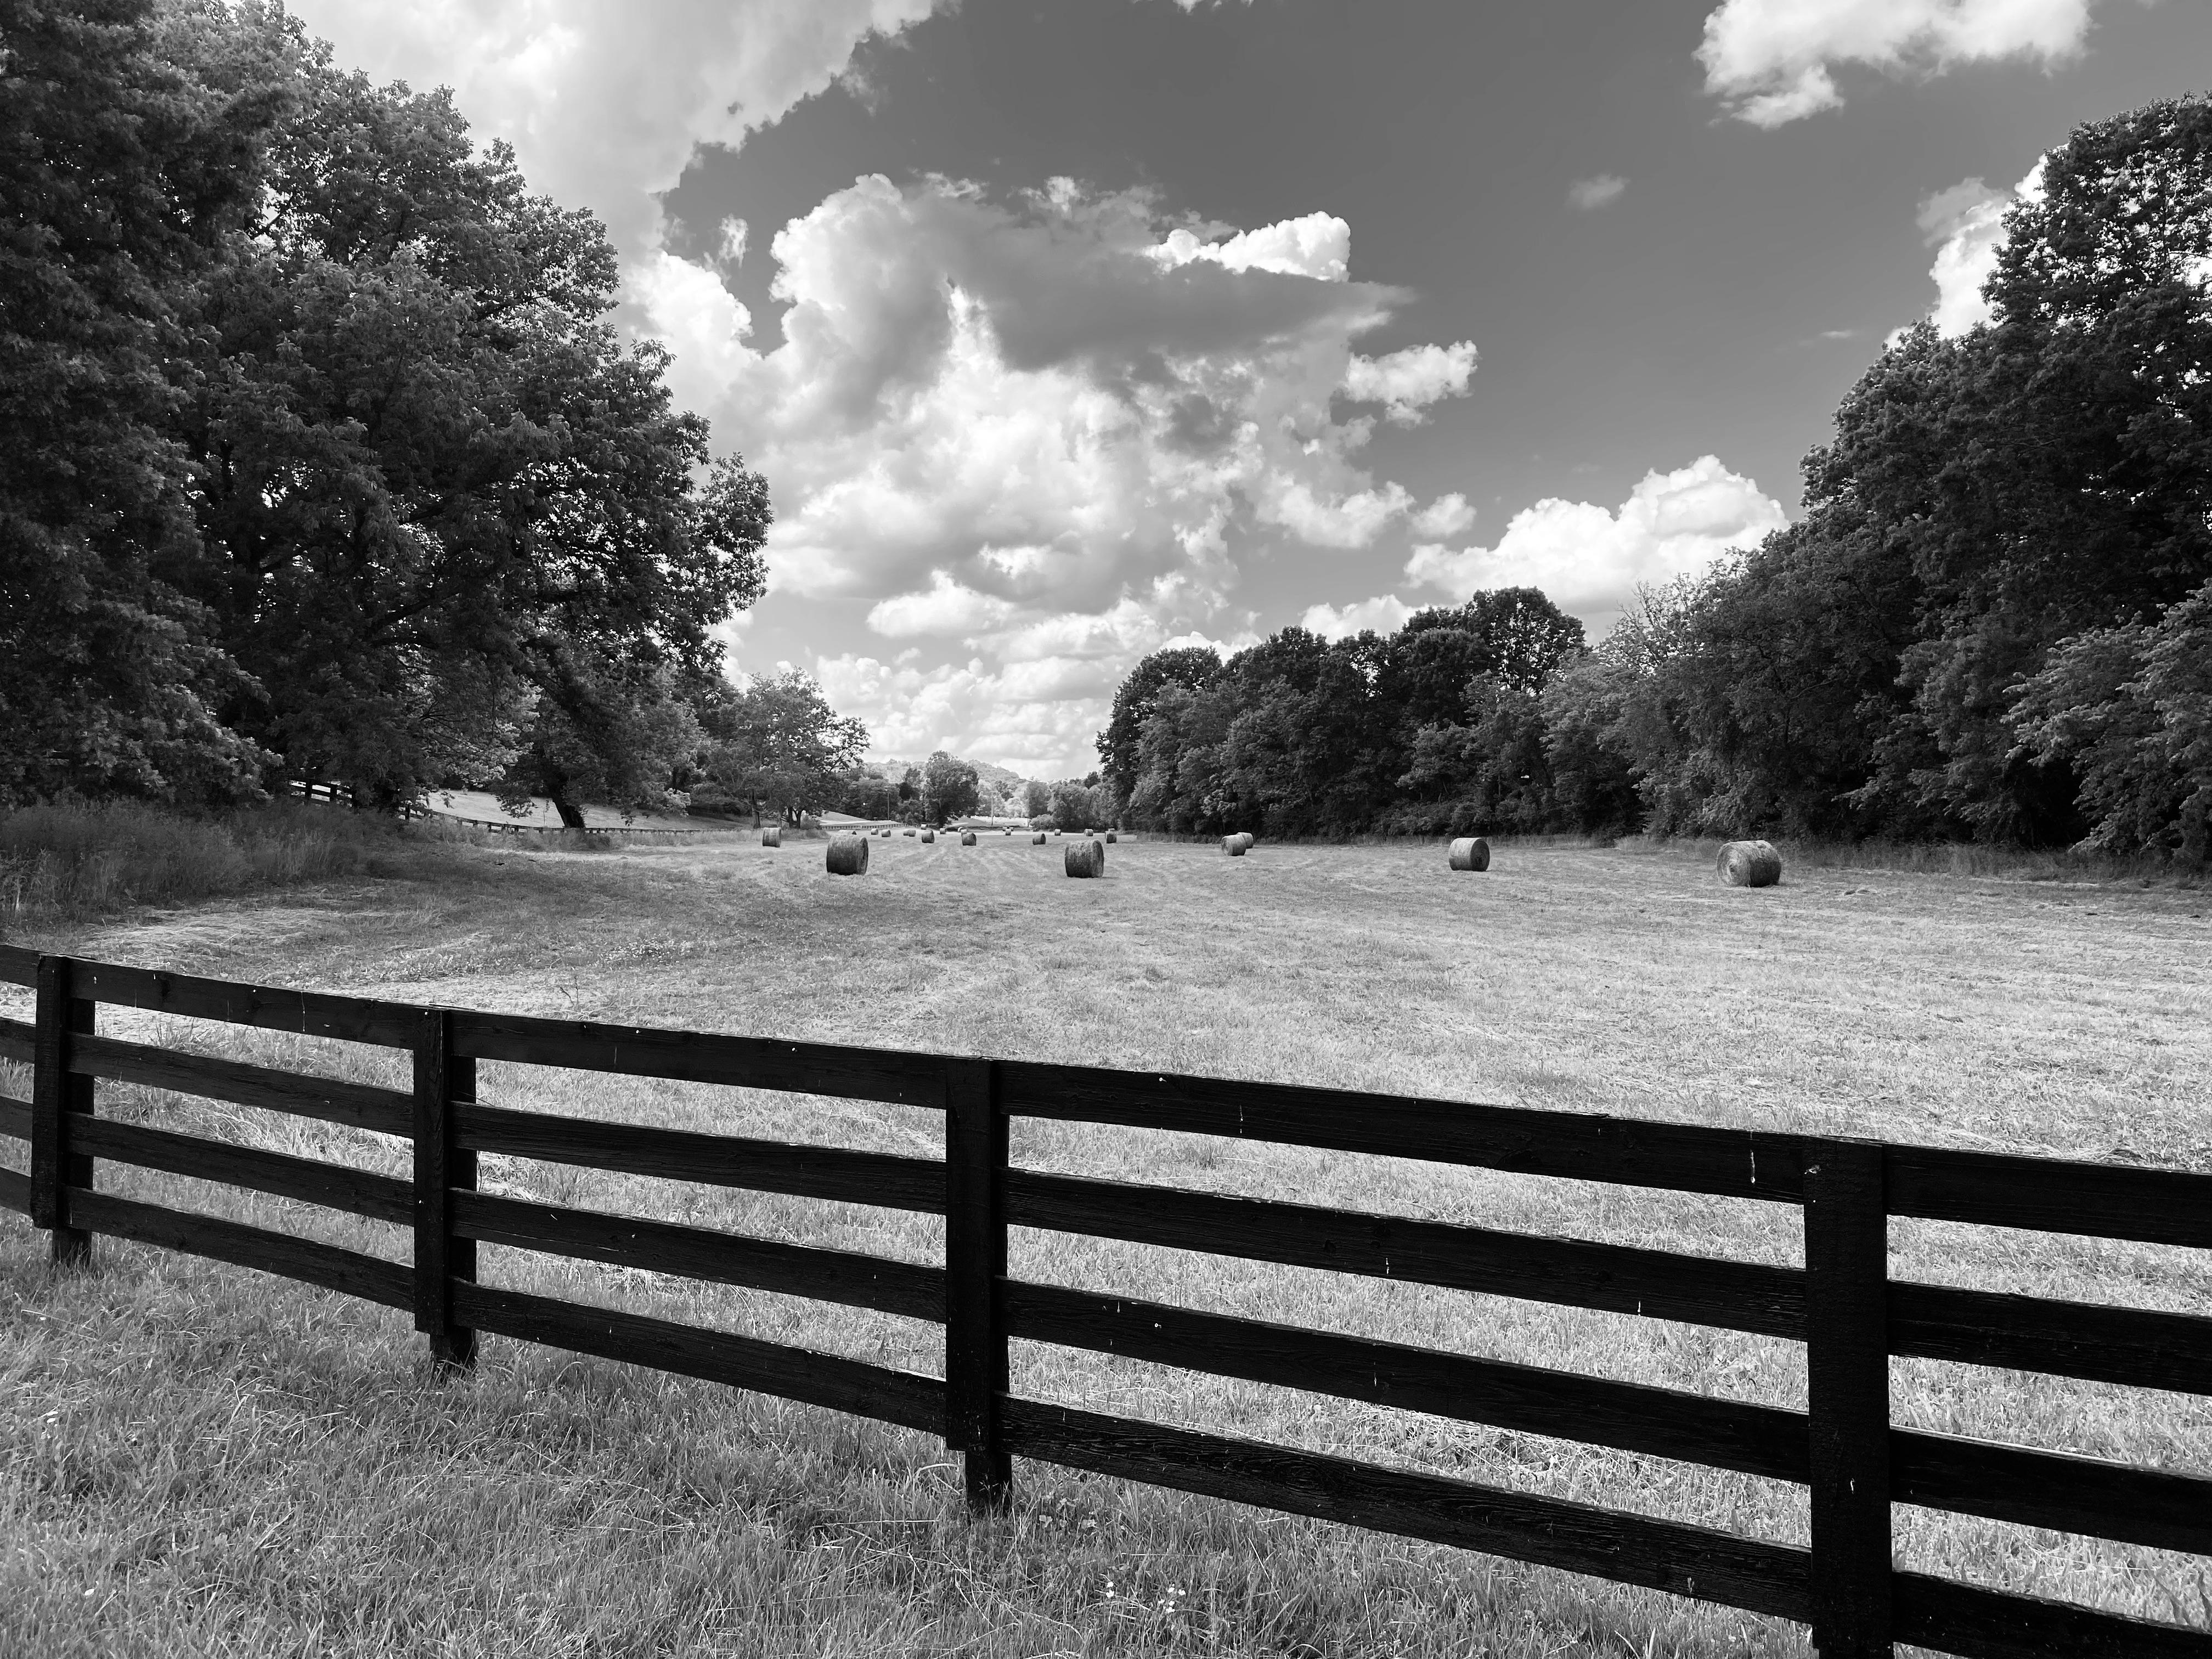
<box><xmin>0</xmin><ymin>800</ymin><xmax>404</xmax><ymax>919</ymax></box>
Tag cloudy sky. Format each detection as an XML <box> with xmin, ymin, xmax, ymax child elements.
<box><xmin>288</xmin><ymin>0</ymin><xmax>2212</xmax><ymax>778</ymax></box>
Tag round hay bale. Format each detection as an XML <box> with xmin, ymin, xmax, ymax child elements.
<box><xmin>1223</xmin><ymin>834</ymin><xmax>1245</xmax><ymax>856</ymax></box>
<box><xmin>960</xmin><ymin>831</ymin><xmax>977</xmax><ymax>846</ymax></box>
<box><xmin>903</xmin><ymin>828</ymin><xmax>916</xmax><ymax>837</ymax></box>
<box><xmin>1233</xmin><ymin>831</ymin><xmax>1256</xmax><ymax>853</ymax></box>
<box><xmin>1105</xmin><ymin>831</ymin><xmax>1118</xmax><ymax>843</ymax></box>
<box><xmin>1448</xmin><ymin>836</ymin><xmax>1491</xmax><ymax>872</ymax></box>
<box><xmin>760</xmin><ymin>825</ymin><xmax>782</xmax><ymax>848</ymax></box>
<box><xmin>1718</xmin><ymin>839</ymin><xmax>1782</xmax><ymax>887</ymax></box>
<box><xmin>921</xmin><ymin>828</ymin><xmax>936</xmax><ymax>844</ymax></box>
<box><xmin>826</xmin><ymin>834</ymin><xmax>870</xmax><ymax>876</ymax></box>
<box><xmin>1064</xmin><ymin>839</ymin><xmax>1104</xmax><ymax>878</ymax></box>
<box><xmin>1002</xmin><ymin>828</ymin><xmax>1011</xmax><ymax>836</ymax></box>
<box><xmin>1031</xmin><ymin>831</ymin><xmax>1047</xmax><ymax>844</ymax></box>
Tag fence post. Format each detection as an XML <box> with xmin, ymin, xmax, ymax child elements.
<box><xmin>1804</xmin><ymin>1138</ymin><xmax>1892</xmax><ymax>1658</ymax></box>
<box><xmin>412</xmin><ymin>1006</ymin><xmax>477</xmax><ymax>1370</ymax></box>
<box><xmin>945</xmin><ymin>1056</ymin><xmax>1009</xmax><ymax>1513</ymax></box>
<box><xmin>30</xmin><ymin>956</ymin><xmax>95</xmax><ymax>1269</ymax></box>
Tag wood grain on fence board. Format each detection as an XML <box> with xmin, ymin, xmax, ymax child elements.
<box><xmin>0</xmin><ymin>944</ymin><xmax>36</xmax><ymax>987</ymax></box>
<box><xmin>455</xmin><ymin>1103</ymin><xmax>948</xmax><ymax>1213</ymax></box>
<box><xmin>65</xmin><ymin>1187</ymin><xmax>414</xmax><ymax>1309</ymax></box>
<box><xmin>0</xmin><ymin>1167</ymin><xmax>28</xmax><ymax>1214</ymax></box>
<box><xmin>1886</xmin><ymin>1146</ymin><xmax>2212</xmax><ymax>1251</ymax></box>
<box><xmin>944</xmin><ymin>1056</ymin><xmax>1009</xmax><ymax>1510</ymax></box>
<box><xmin>1889</xmin><ymin>1430</ymin><xmax>2212</xmax><ymax>1555</ymax></box>
<box><xmin>0</xmin><ymin>1015</ymin><xmax>32</xmax><ymax>1065</ymax></box>
<box><xmin>1003</xmin><ymin>1279</ymin><xmax>1809</xmax><ymax>1481</ymax></box>
<box><xmin>450</xmin><ymin>1010</ymin><xmax>947</xmax><ymax>1109</ymax></box>
<box><xmin>450</xmin><ymin>1189</ymin><xmax>946</xmax><ymax>1321</ymax></box>
<box><xmin>1890</xmin><ymin>1280</ymin><xmax>2212</xmax><ymax>1394</ymax></box>
<box><xmin>68</xmin><ymin>1033</ymin><xmax>411</xmax><ymax>1136</ymax></box>
<box><xmin>71</xmin><ymin>961</ymin><xmax>421</xmax><ymax>1047</ymax></box>
<box><xmin>1892</xmin><ymin>1571</ymin><xmax>2212</xmax><ymax>1659</ymax></box>
<box><xmin>1004</xmin><ymin>1169</ymin><xmax>1807</xmax><ymax>1337</ymax></box>
<box><xmin>449</xmin><ymin>1282</ymin><xmax>947</xmax><ymax>1435</ymax></box>
<box><xmin>999</xmin><ymin>1397</ymin><xmax>1814</xmax><ymax>1622</ymax></box>
<box><xmin>69</xmin><ymin>1115</ymin><xmax>411</xmax><ymax>1224</ymax></box>
<box><xmin>0</xmin><ymin>1096</ymin><xmax>27</xmax><ymax>1141</ymax></box>
<box><xmin>999</xmin><ymin>1060</ymin><xmax>1806</xmax><ymax>1202</ymax></box>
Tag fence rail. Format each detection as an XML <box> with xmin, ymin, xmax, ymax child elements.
<box><xmin>0</xmin><ymin>939</ymin><xmax>2205</xmax><ymax>1658</ymax></box>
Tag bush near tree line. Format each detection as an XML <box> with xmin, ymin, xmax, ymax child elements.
<box><xmin>1097</xmin><ymin>95</ymin><xmax>2212</xmax><ymax>866</ymax></box>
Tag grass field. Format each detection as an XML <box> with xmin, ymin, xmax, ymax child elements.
<box><xmin>2</xmin><ymin>829</ymin><xmax>2207</xmax><ymax>1657</ymax></box>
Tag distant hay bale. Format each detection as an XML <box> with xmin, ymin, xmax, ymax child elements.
<box><xmin>1448</xmin><ymin>836</ymin><xmax>1490</xmax><ymax>872</ymax></box>
<box><xmin>1002</xmin><ymin>828</ymin><xmax>1011</xmax><ymax>836</ymax></box>
<box><xmin>826</xmin><ymin>834</ymin><xmax>870</xmax><ymax>876</ymax></box>
<box><xmin>904</xmin><ymin>828</ymin><xmax>916</xmax><ymax>837</ymax></box>
<box><xmin>1064</xmin><ymin>838</ymin><xmax>1104</xmax><ymax>878</ymax></box>
<box><xmin>1105</xmin><ymin>831</ymin><xmax>1118</xmax><ymax>843</ymax></box>
<box><xmin>1223</xmin><ymin>834</ymin><xmax>1245</xmax><ymax>856</ymax></box>
<box><xmin>961</xmin><ymin>831</ymin><xmax>977</xmax><ymax>846</ymax></box>
<box><xmin>1031</xmin><ymin>831</ymin><xmax>1047</xmax><ymax>844</ymax></box>
<box><xmin>760</xmin><ymin>826</ymin><xmax>782</xmax><ymax>848</ymax></box>
<box><xmin>1718</xmin><ymin>839</ymin><xmax>1782</xmax><ymax>887</ymax></box>
<box><xmin>921</xmin><ymin>828</ymin><xmax>935</xmax><ymax>843</ymax></box>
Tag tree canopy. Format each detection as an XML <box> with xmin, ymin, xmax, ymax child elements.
<box><xmin>1</xmin><ymin>0</ymin><xmax>777</xmax><ymax>817</ymax></box>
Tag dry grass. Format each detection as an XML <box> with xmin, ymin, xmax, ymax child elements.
<box><xmin>1</xmin><ymin>833</ymin><xmax>2207</xmax><ymax>1656</ymax></box>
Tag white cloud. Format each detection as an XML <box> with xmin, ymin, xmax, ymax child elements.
<box><xmin>1699</xmin><ymin>0</ymin><xmax>2103</xmax><ymax>127</ymax></box>
<box><xmin>1341</xmin><ymin>340</ymin><xmax>1479</xmax><ymax>425</ymax></box>
<box><xmin>1567</xmin><ymin>174</ymin><xmax>1628</xmax><ymax>211</ymax></box>
<box><xmin>1410</xmin><ymin>492</ymin><xmax>1476</xmax><ymax>539</ymax></box>
<box><xmin>634</xmin><ymin>175</ymin><xmax>1472</xmax><ymax>768</ymax></box>
<box><xmin>1403</xmin><ymin>455</ymin><xmax>1786</xmax><ymax>631</ymax></box>
<box><xmin>1909</xmin><ymin>161</ymin><xmax>2045</xmax><ymax>337</ymax></box>
<box><xmin>283</xmin><ymin>0</ymin><xmax>950</xmax><ymax>264</ymax></box>
<box><xmin>1302</xmin><ymin>595</ymin><xmax>1414</xmax><ymax>641</ymax></box>
<box><xmin>1149</xmin><ymin>212</ymin><xmax>1352</xmax><ymax>281</ymax></box>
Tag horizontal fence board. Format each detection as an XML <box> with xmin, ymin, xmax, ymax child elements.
<box><xmin>0</xmin><ymin>945</ymin><xmax>35</xmax><ymax>988</ymax></box>
<box><xmin>998</xmin><ymin>1061</ymin><xmax>1805</xmax><ymax>1203</ymax></box>
<box><xmin>1893</xmin><ymin>1280</ymin><xmax>2212</xmax><ymax>1395</ymax></box>
<box><xmin>72</xmin><ymin>961</ymin><xmax>421</xmax><ymax>1047</ymax></box>
<box><xmin>1893</xmin><ymin>1570</ymin><xmax>2212</xmax><ymax>1659</ymax></box>
<box><xmin>72</xmin><ymin>1034</ymin><xmax>412</xmax><ymax>1137</ymax></box>
<box><xmin>450</xmin><ymin>1282</ymin><xmax>945</xmax><ymax>1435</ymax></box>
<box><xmin>1888</xmin><ymin>1146</ymin><xmax>2212</xmax><ymax>1251</ymax></box>
<box><xmin>451</xmin><ymin>1011</ymin><xmax>949</xmax><ymax>1109</ymax></box>
<box><xmin>455</xmin><ymin>1104</ymin><xmax>947</xmax><ymax>1214</ymax></box>
<box><xmin>1000</xmin><ymin>1397</ymin><xmax>1812</xmax><ymax>1623</ymax></box>
<box><xmin>452</xmin><ymin>1190</ymin><xmax>946</xmax><ymax>1322</ymax></box>
<box><xmin>1893</xmin><ymin>1430</ymin><xmax>2212</xmax><ymax>1555</ymax></box>
<box><xmin>0</xmin><ymin>1166</ymin><xmax>26</xmax><ymax>1215</ymax></box>
<box><xmin>1005</xmin><ymin>1170</ymin><xmax>1805</xmax><ymax>1339</ymax></box>
<box><xmin>67</xmin><ymin>1188</ymin><xmax>413</xmax><ymax>1310</ymax></box>
<box><xmin>1005</xmin><ymin>1280</ymin><xmax>1808</xmax><ymax>1482</ymax></box>
<box><xmin>0</xmin><ymin>1096</ymin><xmax>27</xmax><ymax>1142</ymax></box>
<box><xmin>0</xmin><ymin>1016</ymin><xmax>32</xmax><ymax>1065</ymax></box>
<box><xmin>70</xmin><ymin>1116</ymin><xmax>412</xmax><ymax>1226</ymax></box>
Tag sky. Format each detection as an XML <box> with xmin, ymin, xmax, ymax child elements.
<box><xmin>286</xmin><ymin>0</ymin><xmax>2212</xmax><ymax>779</ymax></box>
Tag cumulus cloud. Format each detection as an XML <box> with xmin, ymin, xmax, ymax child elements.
<box><xmin>1410</xmin><ymin>493</ymin><xmax>1476</xmax><ymax>539</ymax></box>
<box><xmin>634</xmin><ymin>175</ymin><xmax>1472</xmax><ymax>764</ymax></box>
<box><xmin>284</xmin><ymin>0</ymin><xmax>950</xmax><ymax>263</ymax></box>
<box><xmin>1699</xmin><ymin>0</ymin><xmax>2103</xmax><ymax>127</ymax></box>
<box><xmin>1906</xmin><ymin>163</ymin><xmax>2045</xmax><ymax>337</ymax></box>
<box><xmin>1341</xmin><ymin>340</ymin><xmax>1479</xmax><ymax>425</ymax></box>
<box><xmin>1301</xmin><ymin>595</ymin><xmax>1415</xmax><ymax>641</ymax></box>
<box><xmin>1402</xmin><ymin>456</ymin><xmax>1786</xmax><ymax>630</ymax></box>
<box><xmin>1567</xmin><ymin>174</ymin><xmax>1628</xmax><ymax>210</ymax></box>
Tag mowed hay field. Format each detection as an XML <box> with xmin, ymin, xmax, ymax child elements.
<box><xmin>1</xmin><ymin>832</ymin><xmax>2207</xmax><ymax>1658</ymax></box>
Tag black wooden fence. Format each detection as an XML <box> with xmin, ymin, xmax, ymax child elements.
<box><xmin>0</xmin><ymin>941</ymin><xmax>2205</xmax><ymax>1658</ymax></box>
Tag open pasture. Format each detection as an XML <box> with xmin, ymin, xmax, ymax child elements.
<box><xmin>2</xmin><ymin>833</ymin><xmax>2207</xmax><ymax>1657</ymax></box>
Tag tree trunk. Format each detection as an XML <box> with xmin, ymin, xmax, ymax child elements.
<box><xmin>550</xmin><ymin>793</ymin><xmax>586</xmax><ymax>830</ymax></box>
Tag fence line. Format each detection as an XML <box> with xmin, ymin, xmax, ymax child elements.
<box><xmin>284</xmin><ymin>780</ymin><xmax>724</xmax><ymax>839</ymax></box>
<box><xmin>0</xmin><ymin>941</ymin><xmax>2205</xmax><ymax>1658</ymax></box>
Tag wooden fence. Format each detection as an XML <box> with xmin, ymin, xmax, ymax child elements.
<box><xmin>285</xmin><ymin>780</ymin><xmax>715</xmax><ymax>839</ymax></box>
<box><xmin>0</xmin><ymin>941</ymin><xmax>2204</xmax><ymax>1658</ymax></box>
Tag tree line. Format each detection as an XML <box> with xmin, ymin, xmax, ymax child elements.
<box><xmin>2</xmin><ymin>0</ymin><xmax>778</xmax><ymax>828</ymax></box>
<box><xmin>1097</xmin><ymin>97</ymin><xmax>2212</xmax><ymax>865</ymax></box>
